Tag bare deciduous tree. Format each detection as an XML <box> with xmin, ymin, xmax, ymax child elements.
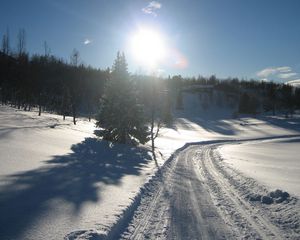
<box><xmin>44</xmin><ymin>41</ymin><xmax>51</xmax><ymax>57</ymax></box>
<box><xmin>17</xmin><ymin>29</ymin><xmax>26</xmax><ymax>56</ymax></box>
<box><xmin>1</xmin><ymin>28</ymin><xmax>10</xmax><ymax>55</ymax></box>
<box><xmin>70</xmin><ymin>48</ymin><xmax>79</xmax><ymax>66</ymax></box>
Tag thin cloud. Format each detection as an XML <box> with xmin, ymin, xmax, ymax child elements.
<box><xmin>83</xmin><ymin>39</ymin><xmax>92</xmax><ymax>45</ymax></box>
<box><xmin>256</xmin><ymin>66</ymin><xmax>292</xmax><ymax>78</ymax></box>
<box><xmin>257</xmin><ymin>66</ymin><xmax>299</xmax><ymax>82</ymax></box>
<box><xmin>142</xmin><ymin>1</ymin><xmax>162</xmax><ymax>17</ymax></box>
<box><xmin>278</xmin><ymin>72</ymin><xmax>297</xmax><ymax>79</ymax></box>
<box><xmin>276</xmin><ymin>66</ymin><xmax>292</xmax><ymax>73</ymax></box>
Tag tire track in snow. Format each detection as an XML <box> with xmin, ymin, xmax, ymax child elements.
<box><xmin>199</xmin><ymin>144</ymin><xmax>283</xmax><ymax>239</ymax></box>
<box><xmin>169</xmin><ymin>148</ymin><xmax>229</xmax><ymax>239</ymax></box>
<box><xmin>124</xmin><ymin>157</ymin><xmax>177</xmax><ymax>240</ymax></box>
<box><xmin>119</xmin><ymin>136</ymin><xmax>299</xmax><ymax>240</ymax></box>
<box><xmin>121</xmin><ymin>147</ymin><xmax>231</xmax><ymax>239</ymax></box>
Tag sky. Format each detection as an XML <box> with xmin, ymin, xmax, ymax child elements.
<box><xmin>1</xmin><ymin>0</ymin><xmax>300</xmax><ymax>82</ymax></box>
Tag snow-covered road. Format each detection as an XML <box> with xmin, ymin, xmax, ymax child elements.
<box><xmin>120</xmin><ymin>138</ymin><xmax>300</xmax><ymax>239</ymax></box>
<box><xmin>1</xmin><ymin>104</ymin><xmax>300</xmax><ymax>239</ymax></box>
<box><xmin>121</xmin><ymin>144</ymin><xmax>232</xmax><ymax>239</ymax></box>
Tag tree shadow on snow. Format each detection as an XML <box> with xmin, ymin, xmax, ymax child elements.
<box><xmin>0</xmin><ymin>137</ymin><xmax>152</xmax><ymax>239</ymax></box>
<box><xmin>175</xmin><ymin>117</ymin><xmax>239</xmax><ymax>136</ymax></box>
<box><xmin>175</xmin><ymin>112</ymin><xmax>300</xmax><ymax>137</ymax></box>
<box><xmin>260</xmin><ymin>115</ymin><xmax>300</xmax><ymax>133</ymax></box>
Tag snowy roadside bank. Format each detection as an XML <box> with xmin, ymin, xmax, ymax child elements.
<box><xmin>218</xmin><ymin>136</ymin><xmax>300</xmax><ymax>198</ymax></box>
<box><xmin>198</xmin><ymin>141</ymin><xmax>300</xmax><ymax>239</ymax></box>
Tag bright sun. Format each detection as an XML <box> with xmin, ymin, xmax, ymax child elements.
<box><xmin>130</xmin><ymin>28</ymin><xmax>166</xmax><ymax>68</ymax></box>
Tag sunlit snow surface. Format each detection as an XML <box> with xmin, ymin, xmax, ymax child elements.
<box><xmin>219</xmin><ymin>137</ymin><xmax>300</xmax><ymax>198</ymax></box>
<box><xmin>0</xmin><ymin>92</ymin><xmax>300</xmax><ymax>240</ymax></box>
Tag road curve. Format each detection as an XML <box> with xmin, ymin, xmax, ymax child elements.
<box><xmin>120</xmin><ymin>139</ymin><xmax>299</xmax><ymax>240</ymax></box>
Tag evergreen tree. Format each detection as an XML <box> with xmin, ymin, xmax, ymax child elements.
<box><xmin>295</xmin><ymin>88</ymin><xmax>300</xmax><ymax>109</ymax></box>
<box><xmin>238</xmin><ymin>92</ymin><xmax>259</xmax><ymax>114</ymax></box>
<box><xmin>280</xmin><ymin>84</ymin><xmax>294</xmax><ymax>117</ymax></box>
<box><xmin>267</xmin><ymin>82</ymin><xmax>277</xmax><ymax>115</ymax></box>
<box><xmin>96</xmin><ymin>52</ymin><xmax>149</xmax><ymax>145</ymax></box>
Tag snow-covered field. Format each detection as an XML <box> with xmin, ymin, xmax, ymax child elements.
<box><xmin>0</xmin><ymin>92</ymin><xmax>300</xmax><ymax>239</ymax></box>
<box><xmin>219</xmin><ymin>137</ymin><xmax>300</xmax><ymax>198</ymax></box>
<box><xmin>0</xmin><ymin>105</ymin><xmax>157</xmax><ymax>240</ymax></box>
<box><xmin>157</xmin><ymin>92</ymin><xmax>300</xmax><ymax>160</ymax></box>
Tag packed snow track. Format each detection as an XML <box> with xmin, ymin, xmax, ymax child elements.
<box><xmin>120</xmin><ymin>138</ymin><xmax>300</xmax><ymax>240</ymax></box>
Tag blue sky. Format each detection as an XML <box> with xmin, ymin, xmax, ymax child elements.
<box><xmin>1</xmin><ymin>0</ymin><xmax>300</xmax><ymax>82</ymax></box>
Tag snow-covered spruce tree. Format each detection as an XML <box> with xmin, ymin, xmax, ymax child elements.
<box><xmin>95</xmin><ymin>52</ymin><xmax>149</xmax><ymax>145</ymax></box>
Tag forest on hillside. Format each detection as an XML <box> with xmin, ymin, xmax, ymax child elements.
<box><xmin>1</xmin><ymin>29</ymin><xmax>300</xmax><ymax>142</ymax></box>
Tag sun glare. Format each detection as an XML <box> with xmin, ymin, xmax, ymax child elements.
<box><xmin>130</xmin><ymin>28</ymin><xmax>166</xmax><ymax>68</ymax></box>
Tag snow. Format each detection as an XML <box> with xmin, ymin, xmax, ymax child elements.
<box><xmin>0</xmin><ymin>105</ymin><xmax>156</xmax><ymax>240</ymax></box>
<box><xmin>120</xmin><ymin>140</ymin><xmax>300</xmax><ymax>239</ymax></box>
<box><xmin>0</xmin><ymin>107</ymin><xmax>93</xmax><ymax>180</ymax></box>
<box><xmin>155</xmin><ymin>92</ymin><xmax>300</xmax><ymax>161</ymax></box>
<box><xmin>219</xmin><ymin>137</ymin><xmax>300</xmax><ymax>198</ymax></box>
<box><xmin>1</xmin><ymin>91</ymin><xmax>300</xmax><ymax>239</ymax></box>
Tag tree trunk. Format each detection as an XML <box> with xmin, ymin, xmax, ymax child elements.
<box><xmin>150</xmin><ymin>108</ymin><xmax>158</xmax><ymax>167</ymax></box>
<box><xmin>17</xmin><ymin>98</ymin><xmax>21</xmax><ymax>109</ymax></box>
<box><xmin>72</xmin><ymin>104</ymin><xmax>76</xmax><ymax>125</ymax></box>
<box><xmin>38</xmin><ymin>94</ymin><xmax>42</xmax><ymax>116</ymax></box>
<box><xmin>151</xmin><ymin>119</ymin><xmax>155</xmax><ymax>157</ymax></box>
<box><xmin>87</xmin><ymin>101</ymin><xmax>91</xmax><ymax>122</ymax></box>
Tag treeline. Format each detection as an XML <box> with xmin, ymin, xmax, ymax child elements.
<box><xmin>173</xmin><ymin>75</ymin><xmax>300</xmax><ymax>116</ymax></box>
<box><xmin>1</xmin><ymin>29</ymin><xmax>300</xmax><ymax>127</ymax></box>
<box><xmin>0</xmin><ymin>29</ymin><xmax>109</xmax><ymax>124</ymax></box>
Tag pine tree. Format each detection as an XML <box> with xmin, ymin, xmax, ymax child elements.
<box><xmin>96</xmin><ymin>52</ymin><xmax>149</xmax><ymax>145</ymax></box>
